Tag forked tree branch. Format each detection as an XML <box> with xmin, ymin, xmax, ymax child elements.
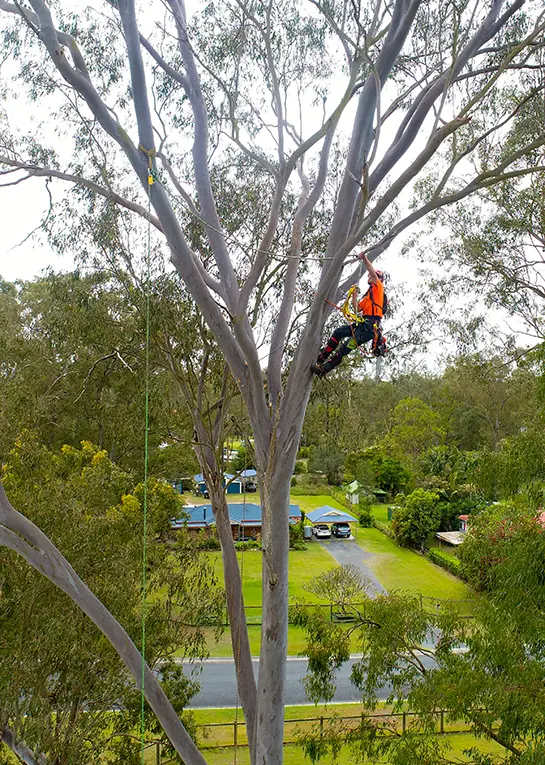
<box><xmin>267</xmin><ymin>127</ymin><xmax>336</xmax><ymax>407</ymax></box>
<box><xmin>368</xmin><ymin>0</ymin><xmax>525</xmax><ymax>196</ymax></box>
<box><xmin>237</xmin><ymin>58</ymin><xmax>361</xmax><ymax>315</ymax></box>
<box><xmin>165</xmin><ymin>0</ymin><xmax>240</xmax><ymax>311</ymax></box>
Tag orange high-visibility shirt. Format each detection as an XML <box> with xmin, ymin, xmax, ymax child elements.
<box><xmin>358</xmin><ymin>279</ymin><xmax>385</xmax><ymax>318</ymax></box>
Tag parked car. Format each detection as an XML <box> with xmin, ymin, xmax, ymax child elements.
<box><xmin>245</xmin><ymin>481</ymin><xmax>257</xmax><ymax>492</ymax></box>
<box><xmin>312</xmin><ymin>523</ymin><xmax>331</xmax><ymax>539</ymax></box>
<box><xmin>331</xmin><ymin>522</ymin><xmax>351</xmax><ymax>538</ymax></box>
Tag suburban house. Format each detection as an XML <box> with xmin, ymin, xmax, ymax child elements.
<box><xmin>172</xmin><ymin>502</ymin><xmax>302</xmax><ymax>540</ymax></box>
<box><xmin>306</xmin><ymin>506</ymin><xmax>358</xmax><ymax>527</ymax></box>
<box><xmin>193</xmin><ymin>470</ymin><xmax>258</xmax><ymax>497</ymax></box>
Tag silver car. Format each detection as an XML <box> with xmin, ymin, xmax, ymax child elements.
<box><xmin>313</xmin><ymin>523</ymin><xmax>331</xmax><ymax>539</ymax></box>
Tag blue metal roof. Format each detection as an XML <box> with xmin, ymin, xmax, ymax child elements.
<box><xmin>306</xmin><ymin>506</ymin><xmax>358</xmax><ymax>524</ymax></box>
<box><xmin>173</xmin><ymin>502</ymin><xmax>301</xmax><ymax>528</ymax></box>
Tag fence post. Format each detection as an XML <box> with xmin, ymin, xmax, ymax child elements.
<box><xmin>402</xmin><ymin>712</ymin><xmax>406</xmax><ymax>734</ymax></box>
<box><xmin>320</xmin><ymin>716</ymin><xmax>324</xmax><ymax>735</ymax></box>
<box><xmin>440</xmin><ymin>710</ymin><xmax>444</xmax><ymax>734</ymax></box>
<box><xmin>330</xmin><ymin>603</ymin><xmax>333</xmax><ymax>622</ymax></box>
<box><xmin>156</xmin><ymin>741</ymin><xmax>161</xmax><ymax>765</ymax></box>
<box><xmin>234</xmin><ymin>719</ymin><xmax>238</xmax><ymax>749</ymax></box>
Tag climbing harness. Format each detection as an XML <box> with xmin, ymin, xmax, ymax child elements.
<box><xmin>325</xmin><ymin>283</ymin><xmax>388</xmax><ymax>361</ymax></box>
<box><xmin>371</xmin><ymin>323</ymin><xmax>387</xmax><ymax>357</ymax></box>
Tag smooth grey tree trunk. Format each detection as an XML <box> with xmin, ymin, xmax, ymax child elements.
<box><xmin>254</xmin><ymin>476</ymin><xmax>291</xmax><ymax>765</ymax></box>
<box><xmin>209</xmin><ymin>487</ymin><xmax>258</xmax><ymax>758</ymax></box>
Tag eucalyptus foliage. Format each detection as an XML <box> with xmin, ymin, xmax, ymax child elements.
<box><xmin>1</xmin><ymin>0</ymin><xmax>544</xmax><ymax>762</ymax></box>
<box><xmin>0</xmin><ymin>437</ymin><xmax>223</xmax><ymax>765</ymax></box>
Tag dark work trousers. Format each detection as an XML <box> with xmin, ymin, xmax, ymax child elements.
<box><xmin>317</xmin><ymin>319</ymin><xmax>377</xmax><ymax>374</ymax></box>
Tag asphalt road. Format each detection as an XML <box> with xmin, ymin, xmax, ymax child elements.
<box><xmin>183</xmin><ymin>654</ymin><xmax>439</xmax><ymax>708</ymax></box>
<box><xmin>183</xmin><ymin>656</ymin><xmax>388</xmax><ymax>707</ymax></box>
<box><xmin>319</xmin><ymin>538</ymin><xmax>387</xmax><ymax>596</ymax></box>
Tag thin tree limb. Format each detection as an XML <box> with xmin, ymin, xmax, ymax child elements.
<box><xmin>0</xmin><ymin>155</ymin><xmax>163</xmax><ymax>231</ymax></box>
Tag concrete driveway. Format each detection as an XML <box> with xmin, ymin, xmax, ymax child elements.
<box><xmin>319</xmin><ymin>538</ymin><xmax>387</xmax><ymax>596</ymax></box>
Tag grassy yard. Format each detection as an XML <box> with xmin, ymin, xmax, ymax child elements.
<box><xmin>352</xmin><ymin>526</ymin><xmax>472</xmax><ymax>601</ymax></box>
<box><xmin>207</xmin><ymin>543</ymin><xmax>338</xmax><ymax>606</ymax></box>
<box><xmin>176</xmin><ymin>492</ymin><xmax>476</xmax><ymax>656</ymax></box>
<box><xmin>179</xmin><ymin>543</ymin><xmax>338</xmax><ymax>657</ymax></box>
<box><xmin>292</xmin><ymin>494</ymin><xmax>347</xmax><ymax>514</ymax></box>
<box><xmin>183</xmin><ymin>490</ymin><xmax>347</xmax><ymax>515</ymax></box>
<box><xmin>191</xmin><ymin>735</ymin><xmax>506</xmax><ymax>764</ymax></box>
<box><xmin>371</xmin><ymin>501</ymin><xmax>393</xmax><ymax>525</ymax></box>
<box><xmin>139</xmin><ymin>703</ymin><xmax>508</xmax><ymax>763</ymax></box>
<box><xmin>185</xmin><ymin>704</ymin><xmax>505</xmax><ymax>763</ymax></box>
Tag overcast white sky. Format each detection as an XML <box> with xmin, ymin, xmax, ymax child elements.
<box><xmin>1</xmin><ymin>180</ymin><xmax>65</xmax><ymax>281</ymax></box>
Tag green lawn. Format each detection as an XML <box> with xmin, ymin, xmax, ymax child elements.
<box><xmin>292</xmin><ymin>494</ymin><xmax>347</xmax><ymax>514</ymax></box>
<box><xmin>177</xmin><ymin>492</ymin><xmax>476</xmax><ymax>656</ymax></box>
<box><xmin>371</xmin><ymin>501</ymin><xmax>393</xmax><ymax>524</ymax></box>
<box><xmin>207</xmin><ymin>543</ymin><xmax>338</xmax><ymax>606</ymax></box>
<box><xmin>194</xmin><ymin>734</ymin><xmax>506</xmax><ymax>764</ymax></box>
<box><xmin>188</xmin><ymin>702</ymin><xmax>506</xmax><ymax>763</ymax></box>
<box><xmin>182</xmin><ymin>543</ymin><xmax>338</xmax><ymax>657</ymax></box>
<box><xmin>352</xmin><ymin>526</ymin><xmax>472</xmax><ymax>601</ymax></box>
<box><xmin>183</xmin><ymin>490</ymin><xmax>346</xmax><ymax>516</ymax></box>
<box><xmin>140</xmin><ymin>704</ymin><xmax>508</xmax><ymax>763</ymax></box>
<box><xmin>196</xmin><ymin>623</ymin><xmax>314</xmax><ymax>657</ymax></box>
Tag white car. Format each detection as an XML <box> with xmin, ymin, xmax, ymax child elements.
<box><xmin>313</xmin><ymin>523</ymin><xmax>331</xmax><ymax>539</ymax></box>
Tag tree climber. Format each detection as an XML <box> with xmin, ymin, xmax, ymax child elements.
<box><xmin>311</xmin><ymin>252</ymin><xmax>386</xmax><ymax>378</ymax></box>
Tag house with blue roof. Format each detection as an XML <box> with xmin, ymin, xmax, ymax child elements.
<box><xmin>172</xmin><ymin>502</ymin><xmax>301</xmax><ymax>540</ymax></box>
<box><xmin>306</xmin><ymin>506</ymin><xmax>358</xmax><ymax>526</ymax></box>
<box><xmin>193</xmin><ymin>472</ymin><xmax>258</xmax><ymax>496</ymax></box>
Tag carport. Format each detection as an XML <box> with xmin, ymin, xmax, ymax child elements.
<box><xmin>306</xmin><ymin>506</ymin><xmax>358</xmax><ymax>527</ymax></box>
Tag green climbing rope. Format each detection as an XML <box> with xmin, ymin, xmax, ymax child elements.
<box><xmin>141</xmin><ymin>148</ymin><xmax>155</xmax><ymax>765</ymax></box>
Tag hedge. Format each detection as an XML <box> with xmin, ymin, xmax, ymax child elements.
<box><xmin>427</xmin><ymin>548</ymin><xmax>465</xmax><ymax>579</ymax></box>
<box><xmin>373</xmin><ymin>520</ymin><xmax>396</xmax><ymax>539</ymax></box>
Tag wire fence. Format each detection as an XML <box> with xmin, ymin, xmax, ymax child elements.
<box><xmin>196</xmin><ymin>709</ymin><xmax>479</xmax><ymax>750</ymax></box>
<box><xmin>180</xmin><ymin>596</ymin><xmax>477</xmax><ymax>627</ymax></box>
<box><xmin>144</xmin><ymin>708</ymin><xmax>489</xmax><ymax>759</ymax></box>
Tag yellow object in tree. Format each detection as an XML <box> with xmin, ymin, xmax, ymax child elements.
<box><xmin>340</xmin><ymin>285</ymin><xmax>364</xmax><ymax>323</ymax></box>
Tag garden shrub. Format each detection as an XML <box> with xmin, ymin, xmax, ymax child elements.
<box><xmin>289</xmin><ymin>521</ymin><xmax>305</xmax><ymax>549</ymax></box>
<box><xmin>194</xmin><ymin>530</ymin><xmax>221</xmax><ymax>550</ymax></box>
<box><xmin>391</xmin><ymin>488</ymin><xmax>440</xmax><ymax>549</ymax></box>
<box><xmin>358</xmin><ymin>496</ymin><xmax>373</xmax><ymax>527</ymax></box>
<box><xmin>234</xmin><ymin>540</ymin><xmax>260</xmax><ymax>551</ymax></box>
<box><xmin>427</xmin><ymin>548</ymin><xmax>463</xmax><ymax>578</ymax></box>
